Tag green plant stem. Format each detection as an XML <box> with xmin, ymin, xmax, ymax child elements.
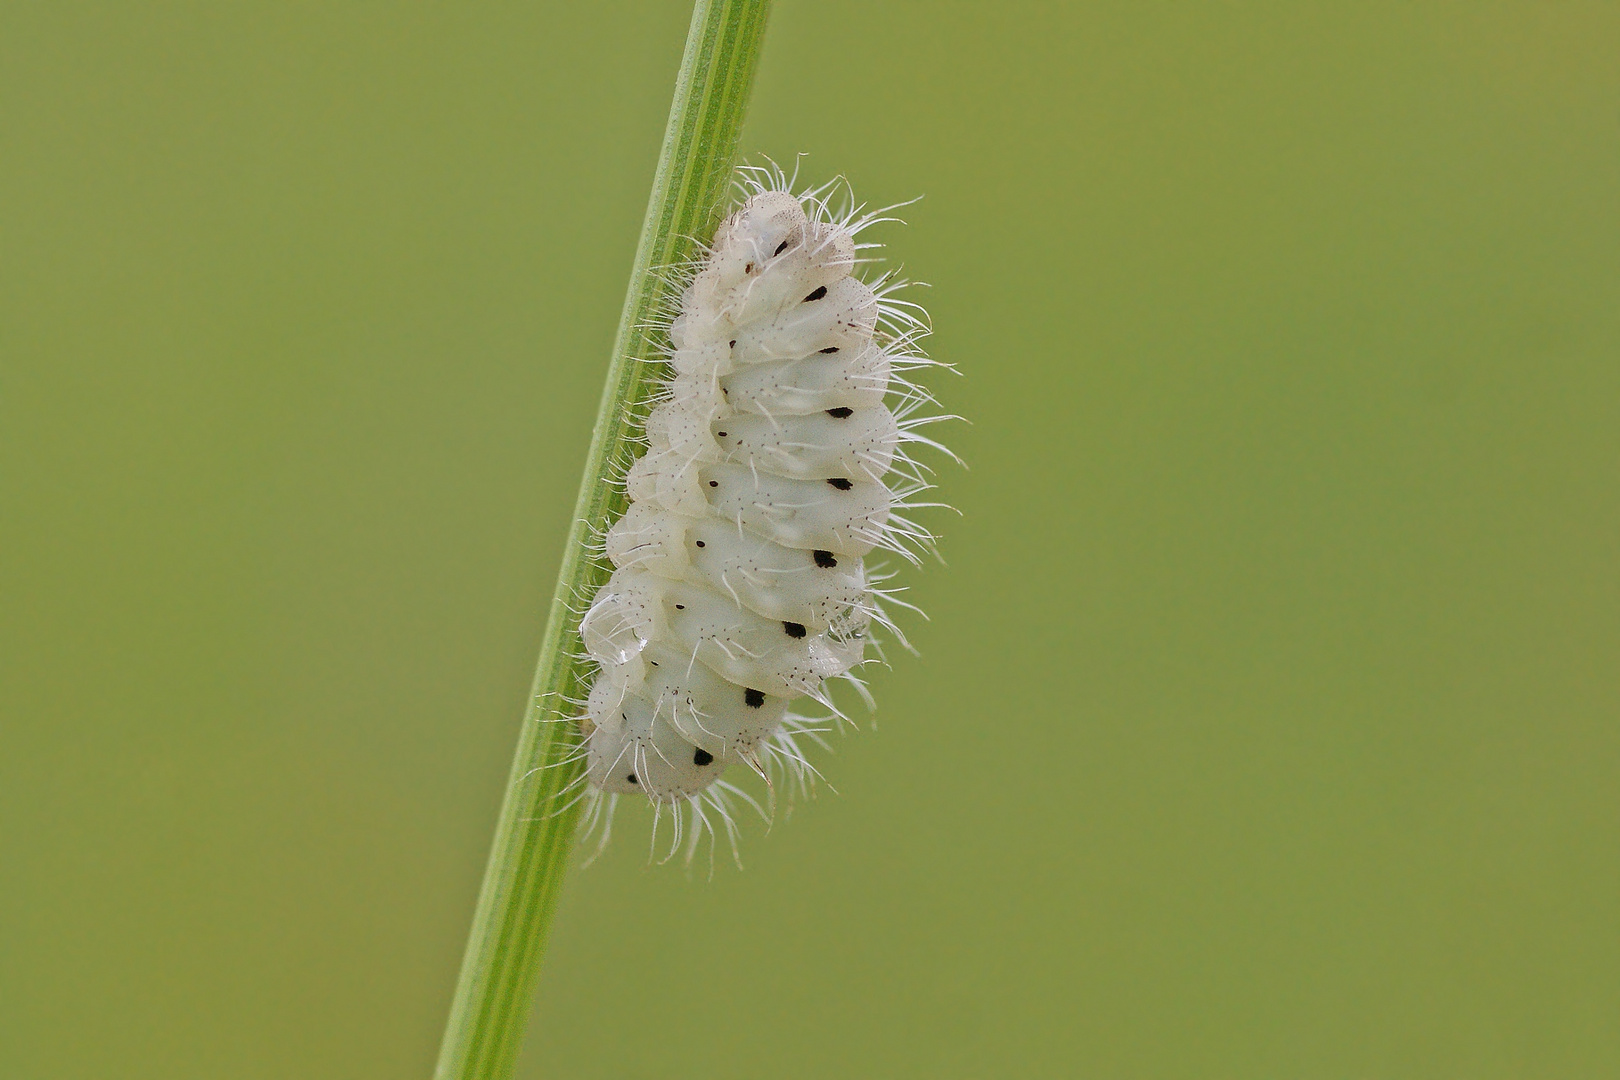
<box><xmin>433</xmin><ymin>2</ymin><xmax>771</xmax><ymax>1077</ymax></box>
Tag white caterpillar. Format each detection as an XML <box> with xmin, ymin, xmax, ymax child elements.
<box><xmin>570</xmin><ymin>165</ymin><xmax>951</xmax><ymax>861</ymax></box>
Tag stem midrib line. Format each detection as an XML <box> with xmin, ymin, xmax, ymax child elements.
<box><xmin>433</xmin><ymin>3</ymin><xmax>772</xmax><ymax>1078</ymax></box>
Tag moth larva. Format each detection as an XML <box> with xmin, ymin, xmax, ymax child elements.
<box><xmin>571</xmin><ymin>164</ymin><xmax>954</xmax><ymax>863</ymax></box>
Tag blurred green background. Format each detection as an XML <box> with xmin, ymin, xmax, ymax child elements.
<box><xmin>5</xmin><ymin>2</ymin><xmax>1617</xmax><ymax>1076</ymax></box>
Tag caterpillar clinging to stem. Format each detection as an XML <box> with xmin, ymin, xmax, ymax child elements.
<box><xmin>562</xmin><ymin>162</ymin><xmax>958</xmax><ymax>865</ymax></box>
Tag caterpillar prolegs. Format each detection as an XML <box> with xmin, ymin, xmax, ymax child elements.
<box><xmin>569</xmin><ymin>165</ymin><xmax>954</xmax><ymax>863</ymax></box>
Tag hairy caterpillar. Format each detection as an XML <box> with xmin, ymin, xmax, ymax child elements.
<box><xmin>567</xmin><ymin>164</ymin><xmax>953</xmax><ymax>864</ymax></box>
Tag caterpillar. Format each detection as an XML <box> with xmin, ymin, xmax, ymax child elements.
<box><xmin>568</xmin><ymin>164</ymin><xmax>953</xmax><ymax>864</ymax></box>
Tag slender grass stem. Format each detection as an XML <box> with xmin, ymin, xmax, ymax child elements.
<box><xmin>433</xmin><ymin>3</ymin><xmax>772</xmax><ymax>1077</ymax></box>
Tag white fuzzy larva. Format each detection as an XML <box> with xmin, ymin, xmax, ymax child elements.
<box><xmin>570</xmin><ymin>165</ymin><xmax>953</xmax><ymax>865</ymax></box>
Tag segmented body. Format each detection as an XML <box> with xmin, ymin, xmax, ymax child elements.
<box><xmin>574</xmin><ymin>170</ymin><xmax>946</xmax><ymax>858</ymax></box>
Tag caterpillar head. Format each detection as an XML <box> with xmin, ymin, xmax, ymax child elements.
<box><xmin>710</xmin><ymin>190</ymin><xmax>805</xmax><ymax>270</ymax></box>
<box><xmin>685</xmin><ymin>192</ymin><xmax>857</xmax><ymax>325</ymax></box>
